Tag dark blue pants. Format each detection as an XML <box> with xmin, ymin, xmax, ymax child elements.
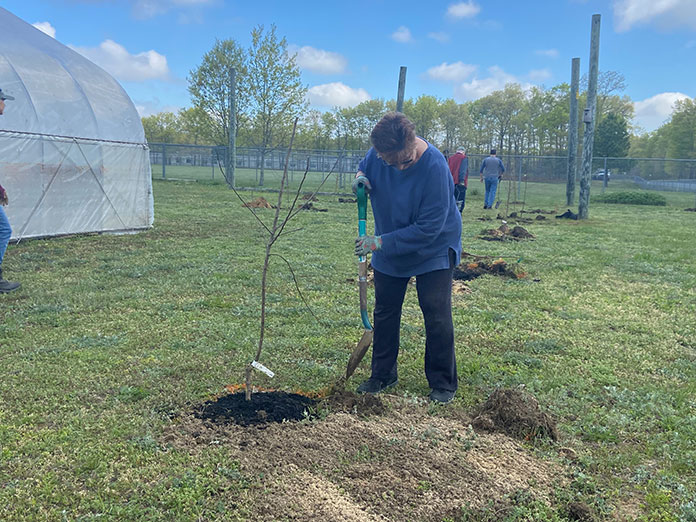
<box><xmin>371</xmin><ymin>252</ymin><xmax>458</xmax><ymax>392</ymax></box>
<box><xmin>0</xmin><ymin>206</ymin><xmax>11</xmax><ymax>268</ymax></box>
<box><xmin>454</xmin><ymin>185</ymin><xmax>466</xmax><ymax>212</ymax></box>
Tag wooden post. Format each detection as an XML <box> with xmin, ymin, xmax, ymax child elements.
<box><xmin>578</xmin><ymin>14</ymin><xmax>601</xmax><ymax>220</ymax></box>
<box><xmin>396</xmin><ymin>66</ymin><xmax>407</xmax><ymax>113</ymax></box>
<box><xmin>566</xmin><ymin>57</ymin><xmax>580</xmax><ymax>205</ymax></box>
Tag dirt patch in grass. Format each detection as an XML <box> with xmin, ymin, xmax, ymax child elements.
<box><xmin>301</xmin><ymin>202</ymin><xmax>328</xmax><ymax>212</ymax></box>
<box><xmin>454</xmin><ymin>256</ymin><xmax>525</xmax><ymax>282</ymax></box>
<box><xmin>472</xmin><ymin>387</ymin><xmax>559</xmax><ymax>441</ymax></box>
<box><xmin>243</xmin><ymin>197</ymin><xmax>275</xmax><ymax>209</ymax></box>
<box><xmin>477</xmin><ymin>224</ymin><xmax>535</xmax><ymax>241</ymax></box>
<box><xmin>338</xmin><ymin>197</ymin><xmax>357</xmax><ymax>203</ymax></box>
<box><xmin>685</xmin><ymin>208</ymin><xmax>696</xmax><ymax>212</ymax></box>
<box><xmin>164</xmin><ymin>395</ymin><xmax>566</xmax><ymax>521</ymax></box>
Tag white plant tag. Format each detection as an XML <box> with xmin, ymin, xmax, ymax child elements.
<box><xmin>251</xmin><ymin>360</ymin><xmax>275</xmax><ymax>378</ymax></box>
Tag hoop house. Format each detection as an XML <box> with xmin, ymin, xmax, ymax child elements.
<box><xmin>0</xmin><ymin>7</ymin><xmax>153</xmax><ymax>240</ymax></box>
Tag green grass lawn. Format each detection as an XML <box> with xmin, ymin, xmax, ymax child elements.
<box><xmin>1</xmin><ymin>178</ymin><xmax>695</xmax><ymax>520</ymax></box>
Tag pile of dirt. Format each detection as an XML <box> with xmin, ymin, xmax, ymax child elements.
<box><xmin>454</xmin><ymin>257</ymin><xmax>525</xmax><ymax>281</ymax></box>
<box><xmin>300</xmin><ymin>202</ymin><xmax>328</xmax><ymax>212</ymax></box>
<box><xmin>195</xmin><ymin>391</ymin><xmax>316</xmax><ymax>426</ymax></box>
<box><xmin>243</xmin><ymin>197</ymin><xmax>275</xmax><ymax>209</ymax></box>
<box><xmin>319</xmin><ymin>390</ymin><xmax>386</xmax><ymax>416</ymax></box>
<box><xmin>338</xmin><ymin>197</ymin><xmax>357</xmax><ymax>203</ymax></box>
<box><xmin>165</xmin><ymin>396</ymin><xmax>566</xmax><ymax>521</ymax></box>
<box><xmin>685</xmin><ymin>208</ymin><xmax>696</xmax><ymax>212</ymax></box>
<box><xmin>477</xmin><ymin>223</ymin><xmax>535</xmax><ymax>241</ymax></box>
<box><xmin>522</xmin><ymin>209</ymin><xmax>556</xmax><ymax>214</ymax></box>
<box><xmin>472</xmin><ymin>387</ymin><xmax>559</xmax><ymax>441</ymax></box>
<box><xmin>556</xmin><ymin>209</ymin><xmax>579</xmax><ymax>220</ymax></box>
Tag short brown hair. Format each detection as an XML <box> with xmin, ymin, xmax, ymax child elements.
<box><xmin>370</xmin><ymin>112</ymin><xmax>416</xmax><ymax>161</ymax></box>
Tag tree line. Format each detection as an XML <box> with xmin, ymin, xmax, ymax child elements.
<box><xmin>142</xmin><ymin>26</ymin><xmax>694</xmax><ymax>164</ymax></box>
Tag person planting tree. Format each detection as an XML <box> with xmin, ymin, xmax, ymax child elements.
<box><xmin>351</xmin><ymin>112</ymin><xmax>461</xmax><ymax>404</ymax></box>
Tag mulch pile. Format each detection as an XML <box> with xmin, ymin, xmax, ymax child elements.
<box><xmin>196</xmin><ymin>391</ymin><xmax>316</xmax><ymax>426</ymax></box>
<box><xmin>685</xmin><ymin>208</ymin><xmax>696</xmax><ymax>212</ymax></box>
<box><xmin>477</xmin><ymin>223</ymin><xmax>535</xmax><ymax>241</ymax></box>
<box><xmin>472</xmin><ymin>387</ymin><xmax>559</xmax><ymax>441</ymax></box>
<box><xmin>243</xmin><ymin>197</ymin><xmax>275</xmax><ymax>209</ymax></box>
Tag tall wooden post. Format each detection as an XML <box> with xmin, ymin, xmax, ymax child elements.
<box><xmin>566</xmin><ymin>57</ymin><xmax>580</xmax><ymax>206</ymax></box>
<box><xmin>578</xmin><ymin>14</ymin><xmax>600</xmax><ymax>219</ymax></box>
<box><xmin>227</xmin><ymin>67</ymin><xmax>237</xmax><ymax>188</ymax></box>
<box><xmin>396</xmin><ymin>66</ymin><xmax>407</xmax><ymax>113</ymax></box>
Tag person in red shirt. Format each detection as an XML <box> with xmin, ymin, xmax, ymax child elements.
<box><xmin>447</xmin><ymin>147</ymin><xmax>468</xmax><ymax>213</ymax></box>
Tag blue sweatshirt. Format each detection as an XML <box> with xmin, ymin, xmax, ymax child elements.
<box><xmin>358</xmin><ymin>141</ymin><xmax>462</xmax><ymax>278</ymax></box>
<box><xmin>479</xmin><ymin>156</ymin><xmax>505</xmax><ymax>179</ymax></box>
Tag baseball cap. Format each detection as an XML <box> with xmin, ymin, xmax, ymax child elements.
<box><xmin>0</xmin><ymin>88</ymin><xmax>15</xmax><ymax>101</ymax></box>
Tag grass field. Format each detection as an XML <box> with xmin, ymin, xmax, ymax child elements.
<box><xmin>1</xmin><ymin>178</ymin><xmax>695</xmax><ymax>520</ymax></box>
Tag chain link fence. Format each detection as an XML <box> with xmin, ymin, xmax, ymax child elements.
<box><xmin>148</xmin><ymin>143</ymin><xmax>696</xmax><ymax>200</ymax></box>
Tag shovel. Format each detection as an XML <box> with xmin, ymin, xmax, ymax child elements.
<box><xmin>345</xmin><ymin>182</ymin><xmax>374</xmax><ymax>380</ymax></box>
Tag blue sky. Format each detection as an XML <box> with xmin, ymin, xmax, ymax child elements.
<box><xmin>3</xmin><ymin>0</ymin><xmax>696</xmax><ymax>133</ymax></box>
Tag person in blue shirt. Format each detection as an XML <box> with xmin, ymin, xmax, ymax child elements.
<box><xmin>479</xmin><ymin>149</ymin><xmax>505</xmax><ymax>209</ymax></box>
<box><xmin>0</xmin><ymin>87</ymin><xmax>20</xmax><ymax>294</ymax></box>
<box><xmin>351</xmin><ymin>112</ymin><xmax>461</xmax><ymax>404</ymax></box>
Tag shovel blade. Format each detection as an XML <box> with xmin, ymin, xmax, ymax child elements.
<box><xmin>345</xmin><ymin>329</ymin><xmax>373</xmax><ymax>379</ymax></box>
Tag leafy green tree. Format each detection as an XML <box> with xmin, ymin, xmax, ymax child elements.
<box><xmin>177</xmin><ymin>107</ymin><xmax>214</xmax><ymax>145</ymax></box>
<box><xmin>246</xmin><ymin>24</ymin><xmax>307</xmax><ymax>185</ymax></box>
<box><xmin>403</xmin><ymin>95</ymin><xmax>441</xmax><ymax>143</ymax></box>
<box><xmin>141</xmin><ymin>112</ymin><xmax>181</xmax><ymax>143</ymax></box>
<box><xmin>594</xmin><ymin>112</ymin><xmax>630</xmax><ymax>158</ymax></box>
<box><xmin>187</xmin><ymin>38</ymin><xmax>248</xmax><ymax>146</ymax></box>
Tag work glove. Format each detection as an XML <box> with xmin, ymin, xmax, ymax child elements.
<box><xmin>351</xmin><ymin>175</ymin><xmax>371</xmax><ymax>195</ymax></box>
<box><xmin>0</xmin><ymin>184</ymin><xmax>7</xmax><ymax>206</ymax></box>
<box><xmin>355</xmin><ymin>235</ymin><xmax>382</xmax><ymax>256</ymax></box>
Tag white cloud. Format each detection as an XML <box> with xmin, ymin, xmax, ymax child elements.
<box><xmin>633</xmin><ymin>92</ymin><xmax>690</xmax><ymax>132</ymax></box>
<box><xmin>32</xmin><ymin>22</ymin><xmax>56</xmax><ymax>38</ymax></box>
<box><xmin>69</xmin><ymin>40</ymin><xmax>170</xmax><ymax>82</ymax></box>
<box><xmin>391</xmin><ymin>26</ymin><xmax>413</xmax><ymax>43</ymax></box>
<box><xmin>528</xmin><ymin>68</ymin><xmax>552</xmax><ymax>82</ymax></box>
<box><xmin>454</xmin><ymin>66</ymin><xmax>525</xmax><ymax>100</ymax></box>
<box><xmin>447</xmin><ymin>1</ymin><xmax>481</xmax><ymax>19</ymax></box>
<box><xmin>133</xmin><ymin>100</ymin><xmax>182</xmax><ymax>117</ymax></box>
<box><xmin>307</xmin><ymin>82</ymin><xmax>371</xmax><ymax>108</ymax></box>
<box><xmin>287</xmin><ymin>45</ymin><xmax>347</xmax><ymax>74</ymax></box>
<box><xmin>426</xmin><ymin>62</ymin><xmax>477</xmax><ymax>83</ymax></box>
<box><xmin>428</xmin><ymin>32</ymin><xmax>450</xmax><ymax>43</ymax></box>
<box><xmin>535</xmin><ymin>48</ymin><xmax>559</xmax><ymax>58</ymax></box>
<box><xmin>614</xmin><ymin>0</ymin><xmax>696</xmax><ymax>32</ymax></box>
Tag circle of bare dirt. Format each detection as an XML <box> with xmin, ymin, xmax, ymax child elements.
<box><xmin>196</xmin><ymin>391</ymin><xmax>316</xmax><ymax>426</ymax></box>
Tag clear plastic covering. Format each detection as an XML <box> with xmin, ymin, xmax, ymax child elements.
<box><xmin>0</xmin><ymin>7</ymin><xmax>153</xmax><ymax>240</ymax></box>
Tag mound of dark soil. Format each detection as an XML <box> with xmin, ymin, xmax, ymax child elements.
<box><xmin>454</xmin><ymin>256</ymin><xmax>525</xmax><ymax>281</ymax></box>
<box><xmin>300</xmin><ymin>202</ymin><xmax>328</xmax><ymax>212</ymax></box>
<box><xmin>522</xmin><ymin>209</ymin><xmax>556</xmax><ymax>214</ymax></box>
<box><xmin>196</xmin><ymin>391</ymin><xmax>316</xmax><ymax>426</ymax></box>
<box><xmin>477</xmin><ymin>224</ymin><xmax>535</xmax><ymax>241</ymax></box>
<box><xmin>685</xmin><ymin>208</ymin><xmax>696</xmax><ymax>212</ymax></box>
<box><xmin>472</xmin><ymin>387</ymin><xmax>558</xmax><ymax>441</ymax></box>
<box><xmin>338</xmin><ymin>197</ymin><xmax>357</xmax><ymax>203</ymax></box>
<box><xmin>556</xmin><ymin>209</ymin><xmax>578</xmax><ymax>220</ymax></box>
